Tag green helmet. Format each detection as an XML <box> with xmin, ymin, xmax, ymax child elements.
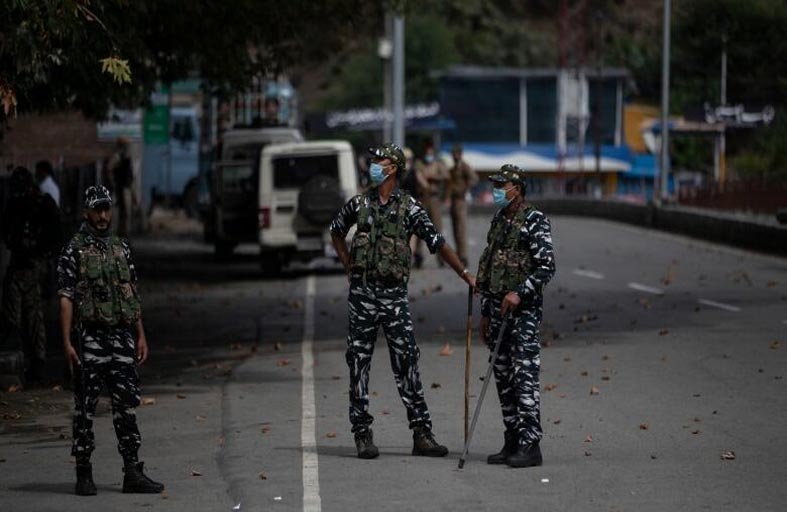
<box><xmin>488</xmin><ymin>164</ymin><xmax>527</xmax><ymax>193</ymax></box>
<box><xmin>368</xmin><ymin>143</ymin><xmax>406</xmax><ymax>171</ymax></box>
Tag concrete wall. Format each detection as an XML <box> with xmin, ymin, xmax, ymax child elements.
<box><xmin>471</xmin><ymin>199</ymin><xmax>787</xmax><ymax>257</ymax></box>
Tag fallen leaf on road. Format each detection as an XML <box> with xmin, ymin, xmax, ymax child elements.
<box><xmin>766</xmin><ymin>281</ymin><xmax>778</xmax><ymax>288</ymax></box>
<box><xmin>590</xmin><ymin>386</ymin><xmax>600</xmax><ymax>395</ymax></box>
<box><xmin>371</xmin><ymin>391</ymin><xmax>379</xmax><ymax>396</ymax></box>
<box><xmin>553</xmin><ymin>419</ymin><xmax>562</xmax><ymax>425</ymax></box>
<box><xmin>650</xmin><ymin>454</ymin><xmax>658</xmax><ymax>460</ymax></box>
<box><xmin>381</xmin><ymin>409</ymin><xmax>390</xmax><ymax>415</ymax></box>
<box><xmin>639</xmin><ymin>423</ymin><xmax>649</xmax><ymax>430</ymax></box>
<box><xmin>259</xmin><ymin>472</ymin><xmax>267</xmax><ymax>480</ymax></box>
<box><xmin>602</xmin><ymin>355</ymin><xmax>610</xmax><ymax>361</ymax></box>
<box><xmin>580</xmin><ymin>371</ymin><xmax>589</xmax><ymax>377</ymax></box>
<box><xmin>659</xmin><ymin>329</ymin><xmax>670</xmax><ymax>336</ymax></box>
<box><xmin>563</xmin><ymin>357</ymin><xmax>571</xmax><ymax>362</ymax></box>
<box><xmin>770</xmin><ymin>340</ymin><xmax>781</xmax><ymax>350</ymax></box>
<box><xmin>274</xmin><ymin>341</ymin><xmax>283</xmax><ymax>352</ymax></box>
<box><xmin>543</xmin><ymin>383</ymin><xmax>558</xmax><ymax>392</ymax></box>
<box><xmin>51</xmin><ymin>385</ymin><xmax>62</xmax><ymax>391</ymax></box>
<box><xmin>637</xmin><ymin>298</ymin><xmax>652</xmax><ymax>310</ymax></box>
<box><xmin>601</xmin><ymin>376</ymin><xmax>610</xmax><ymax>381</ymax></box>
<box><xmin>720</xmin><ymin>450</ymin><xmax>736</xmax><ymax>460</ymax></box>
<box><xmin>261</xmin><ymin>427</ymin><xmax>271</xmax><ymax>434</ymax></box>
<box><xmin>431</xmin><ymin>382</ymin><xmax>441</xmax><ymax>389</ymax></box>
<box><xmin>660</xmin><ymin>356</ymin><xmax>668</xmax><ymax>363</ymax></box>
<box><xmin>439</xmin><ymin>341</ymin><xmax>453</xmax><ymax>356</ymax></box>
<box><xmin>331</xmin><ymin>376</ymin><xmax>341</xmax><ymax>380</ymax></box>
<box><xmin>142</xmin><ymin>398</ymin><xmax>157</xmax><ymax>406</ymax></box>
<box><xmin>289</xmin><ymin>300</ymin><xmax>303</xmax><ymax>310</ymax></box>
<box><xmin>176</xmin><ymin>394</ymin><xmax>187</xmax><ymax>400</ymax></box>
<box><xmin>326</xmin><ymin>432</ymin><xmax>337</xmax><ymax>438</ymax></box>
<box><xmin>276</xmin><ymin>359</ymin><xmax>291</xmax><ymax>367</ymax></box>
<box><xmin>692</xmin><ymin>430</ymin><xmax>701</xmax><ymax>435</ymax></box>
<box><xmin>7</xmin><ymin>385</ymin><xmax>21</xmax><ymax>393</ymax></box>
<box><xmin>585</xmin><ymin>435</ymin><xmax>593</xmax><ymax>443</ymax></box>
<box><xmin>191</xmin><ymin>470</ymin><xmax>202</xmax><ymax>476</ymax></box>
<box><xmin>584</xmin><ymin>451</ymin><xmax>592</xmax><ymax>457</ymax></box>
<box><xmin>196</xmin><ymin>415</ymin><xmax>206</xmax><ymax>422</ymax></box>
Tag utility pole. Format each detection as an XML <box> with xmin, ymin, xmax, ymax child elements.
<box><xmin>392</xmin><ymin>15</ymin><xmax>405</xmax><ymax>148</ymax></box>
<box><xmin>381</xmin><ymin>14</ymin><xmax>393</xmax><ymax>142</ymax></box>
<box><xmin>719</xmin><ymin>34</ymin><xmax>727</xmax><ymax>189</ymax></box>
<box><xmin>658</xmin><ymin>0</ymin><xmax>671</xmax><ymax>205</ymax></box>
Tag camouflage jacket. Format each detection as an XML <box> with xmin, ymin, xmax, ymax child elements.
<box><xmin>479</xmin><ymin>204</ymin><xmax>556</xmax><ymax>316</ymax></box>
<box><xmin>330</xmin><ymin>187</ymin><xmax>445</xmax><ymax>286</ymax></box>
<box><xmin>57</xmin><ymin>223</ymin><xmax>141</xmax><ymax>325</ymax></box>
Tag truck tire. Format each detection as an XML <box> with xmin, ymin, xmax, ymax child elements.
<box><xmin>298</xmin><ymin>175</ymin><xmax>344</xmax><ymax>227</ymax></box>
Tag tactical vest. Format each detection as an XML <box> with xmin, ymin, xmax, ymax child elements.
<box><xmin>476</xmin><ymin>206</ymin><xmax>533</xmax><ymax>297</ymax></box>
<box><xmin>349</xmin><ymin>194</ymin><xmax>412</xmax><ymax>286</ymax></box>
<box><xmin>74</xmin><ymin>234</ymin><xmax>141</xmax><ymax>326</ymax></box>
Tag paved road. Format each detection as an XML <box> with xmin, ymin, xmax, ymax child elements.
<box><xmin>1</xmin><ymin>213</ymin><xmax>785</xmax><ymax>511</ymax></box>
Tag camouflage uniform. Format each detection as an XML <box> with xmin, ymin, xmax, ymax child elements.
<box><xmin>478</xmin><ymin>201</ymin><xmax>556</xmax><ymax>447</ymax></box>
<box><xmin>58</xmin><ymin>223</ymin><xmax>143</xmax><ymax>463</ymax></box>
<box><xmin>330</xmin><ymin>187</ymin><xmax>445</xmax><ymax>434</ymax></box>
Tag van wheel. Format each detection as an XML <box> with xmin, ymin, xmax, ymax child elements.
<box><xmin>298</xmin><ymin>175</ymin><xmax>344</xmax><ymax>226</ymax></box>
<box><xmin>260</xmin><ymin>252</ymin><xmax>283</xmax><ymax>277</ymax></box>
<box><xmin>214</xmin><ymin>241</ymin><xmax>237</xmax><ymax>260</ymax></box>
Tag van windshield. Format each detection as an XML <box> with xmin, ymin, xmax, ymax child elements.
<box><xmin>273</xmin><ymin>153</ymin><xmax>339</xmax><ymax>189</ymax></box>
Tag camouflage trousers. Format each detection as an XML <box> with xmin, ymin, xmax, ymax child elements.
<box><xmin>484</xmin><ymin>296</ymin><xmax>543</xmax><ymax>446</ymax></box>
<box><xmin>0</xmin><ymin>260</ymin><xmax>47</xmax><ymax>362</ymax></box>
<box><xmin>72</xmin><ymin>325</ymin><xmax>141</xmax><ymax>463</ymax></box>
<box><xmin>345</xmin><ymin>282</ymin><xmax>432</xmax><ymax>434</ymax></box>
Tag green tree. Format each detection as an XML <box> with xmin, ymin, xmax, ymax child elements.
<box><xmin>0</xmin><ymin>0</ymin><xmax>378</xmax><ymax>120</ymax></box>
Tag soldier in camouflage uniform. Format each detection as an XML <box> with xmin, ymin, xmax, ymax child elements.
<box><xmin>476</xmin><ymin>165</ymin><xmax>556</xmax><ymax>468</ymax></box>
<box><xmin>331</xmin><ymin>143</ymin><xmax>476</xmax><ymax>459</ymax></box>
<box><xmin>58</xmin><ymin>185</ymin><xmax>164</xmax><ymax>495</ymax></box>
<box><xmin>0</xmin><ymin>167</ymin><xmax>62</xmax><ymax>382</ymax></box>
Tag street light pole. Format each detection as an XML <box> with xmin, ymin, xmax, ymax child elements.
<box><xmin>658</xmin><ymin>0</ymin><xmax>671</xmax><ymax>204</ymax></box>
<box><xmin>392</xmin><ymin>15</ymin><xmax>405</xmax><ymax>147</ymax></box>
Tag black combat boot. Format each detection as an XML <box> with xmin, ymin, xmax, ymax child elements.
<box><xmin>412</xmin><ymin>426</ymin><xmax>448</xmax><ymax>457</ymax></box>
<box><xmin>122</xmin><ymin>462</ymin><xmax>165</xmax><ymax>493</ymax></box>
<box><xmin>354</xmin><ymin>429</ymin><xmax>380</xmax><ymax>459</ymax></box>
<box><xmin>75</xmin><ymin>462</ymin><xmax>97</xmax><ymax>496</ymax></box>
<box><xmin>506</xmin><ymin>441</ymin><xmax>543</xmax><ymax>468</ymax></box>
<box><xmin>487</xmin><ymin>431</ymin><xmax>517</xmax><ymax>465</ymax></box>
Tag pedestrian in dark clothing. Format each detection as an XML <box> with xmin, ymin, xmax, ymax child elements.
<box><xmin>1</xmin><ymin>167</ymin><xmax>62</xmax><ymax>381</ymax></box>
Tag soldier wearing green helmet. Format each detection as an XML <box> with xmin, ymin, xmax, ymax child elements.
<box><xmin>476</xmin><ymin>164</ymin><xmax>556</xmax><ymax>468</ymax></box>
<box><xmin>331</xmin><ymin>142</ymin><xmax>476</xmax><ymax>460</ymax></box>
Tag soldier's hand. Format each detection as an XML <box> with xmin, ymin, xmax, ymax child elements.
<box><xmin>479</xmin><ymin>316</ymin><xmax>490</xmax><ymax>345</ymax></box>
<box><xmin>137</xmin><ymin>335</ymin><xmax>149</xmax><ymax>365</ymax></box>
<box><xmin>462</xmin><ymin>271</ymin><xmax>477</xmax><ymax>290</ymax></box>
<box><xmin>64</xmin><ymin>344</ymin><xmax>81</xmax><ymax>374</ymax></box>
<box><xmin>500</xmin><ymin>291</ymin><xmax>521</xmax><ymax>316</ymax></box>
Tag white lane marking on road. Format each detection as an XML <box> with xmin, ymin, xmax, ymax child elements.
<box><xmin>573</xmin><ymin>268</ymin><xmax>605</xmax><ymax>280</ymax></box>
<box><xmin>627</xmin><ymin>282</ymin><xmax>665</xmax><ymax>295</ymax></box>
<box><xmin>302</xmin><ymin>275</ymin><xmax>321</xmax><ymax>512</ymax></box>
<box><xmin>697</xmin><ymin>299</ymin><xmax>741</xmax><ymax>312</ymax></box>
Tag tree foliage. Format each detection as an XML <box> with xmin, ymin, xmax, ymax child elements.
<box><xmin>0</xmin><ymin>0</ymin><xmax>378</xmax><ymax>120</ymax></box>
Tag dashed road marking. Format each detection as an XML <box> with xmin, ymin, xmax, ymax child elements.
<box><xmin>573</xmin><ymin>268</ymin><xmax>605</xmax><ymax>280</ymax></box>
<box><xmin>302</xmin><ymin>275</ymin><xmax>321</xmax><ymax>512</ymax></box>
<box><xmin>697</xmin><ymin>299</ymin><xmax>741</xmax><ymax>312</ymax></box>
<box><xmin>627</xmin><ymin>282</ymin><xmax>665</xmax><ymax>295</ymax></box>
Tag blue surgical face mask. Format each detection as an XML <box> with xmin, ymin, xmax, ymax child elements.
<box><xmin>492</xmin><ymin>186</ymin><xmax>513</xmax><ymax>206</ymax></box>
<box><xmin>424</xmin><ymin>154</ymin><xmax>435</xmax><ymax>164</ymax></box>
<box><xmin>369</xmin><ymin>162</ymin><xmax>389</xmax><ymax>185</ymax></box>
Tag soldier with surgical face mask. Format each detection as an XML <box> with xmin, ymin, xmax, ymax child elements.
<box><xmin>331</xmin><ymin>143</ymin><xmax>475</xmax><ymax>460</ymax></box>
<box><xmin>476</xmin><ymin>164</ymin><xmax>556</xmax><ymax>469</ymax></box>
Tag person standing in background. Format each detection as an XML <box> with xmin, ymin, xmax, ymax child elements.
<box><xmin>106</xmin><ymin>138</ymin><xmax>135</xmax><ymax>237</ymax></box>
<box><xmin>35</xmin><ymin>160</ymin><xmax>61</xmax><ymax>208</ymax></box>
<box><xmin>414</xmin><ymin>140</ymin><xmax>448</xmax><ymax>267</ymax></box>
<box><xmin>446</xmin><ymin>144</ymin><xmax>478</xmax><ymax>266</ymax></box>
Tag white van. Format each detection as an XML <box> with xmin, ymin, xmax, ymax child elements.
<box><xmin>210</xmin><ymin>140</ymin><xmax>357</xmax><ymax>273</ymax></box>
<box><xmin>257</xmin><ymin>141</ymin><xmax>358</xmax><ymax>273</ymax></box>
